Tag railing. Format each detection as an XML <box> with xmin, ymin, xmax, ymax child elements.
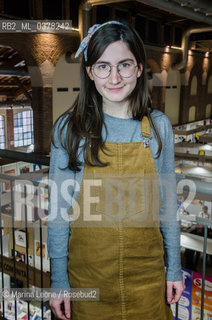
<box><xmin>197</xmin><ymin>217</ymin><xmax>212</xmax><ymax>320</ymax></box>
<box><xmin>0</xmin><ymin>150</ymin><xmax>51</xmax><ymax>320</ymax></box>
<box><xmin>177</xmin><ymin>214</ymin><xmax>212</xmax><ymax>320</ymax></box>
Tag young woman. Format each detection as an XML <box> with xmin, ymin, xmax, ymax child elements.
<box><xmin>48</xmin><ymin>21</ymin><xmax>184</xmax><ymax>320</ymax></box>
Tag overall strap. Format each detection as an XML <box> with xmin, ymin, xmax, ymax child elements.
<box><xmin>140</xmin><ymin>116</ymin><xmax>152</xmax><ymax>138</ymax></box>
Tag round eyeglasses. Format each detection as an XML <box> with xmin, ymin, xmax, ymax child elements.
<box><xmin>92</xmin><ymin>61</ymin><xmax>138</xmax><ymax>79</ymax></box>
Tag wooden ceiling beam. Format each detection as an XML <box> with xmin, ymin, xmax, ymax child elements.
<box><xmin>13</xmin><ymin>77</ymin><xmax>32</xmax><ymax>101</ymax></box>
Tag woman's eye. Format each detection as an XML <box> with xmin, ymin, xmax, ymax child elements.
<box><xmin>120</xmin><ymin>62</ymin><xmax>131</xmax><ymax>68</ymax></box>
<box><xmin>97</xmin><ymin>64</ymin><xmax>108</xmax><ymax>70</ymax></box>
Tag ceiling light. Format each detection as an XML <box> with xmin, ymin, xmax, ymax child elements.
<box><xmin>71</xmin><ymin>27</ymin><xmax>80</xmax><ymax>32</ymax></box>
<box><xmin>171</xmin><ymin>46</ymin><xmax>182</xmax><ymax>50</ymax></box>
<box><xmin>165</xmin><ymin>46</ymin><xmax>170</xmax><ymax>52</ymax></box>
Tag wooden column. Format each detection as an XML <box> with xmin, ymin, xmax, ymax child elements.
<box><xmin>62</xmin><ymin>0</ymin><xmax>70</xmax><ymax>20</ymax></box>
<box><xmin>31</xmin><ymin>0</ymin><xmax>43</xmax><ymax>19</ymax></box>
<box><xmin>0</xmin><ymin>0</ymin><xmax>4</xmax><ymax>13</ymax></box>
<box><xmin>6</xmin><ymin>109</ymin><xmax>14</xmax><ymax>149</ymax></box>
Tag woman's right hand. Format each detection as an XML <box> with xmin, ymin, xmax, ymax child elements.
<box><xmin>49</xmin><ymin>293</ymin><xmax>71</xmax><ymax>320</ymax></box>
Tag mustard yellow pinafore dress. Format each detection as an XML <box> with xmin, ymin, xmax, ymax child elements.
<box><xmin>68</xmin><ymin>116</ymin><xmax>174</xmax><ymax>320</ymax></box>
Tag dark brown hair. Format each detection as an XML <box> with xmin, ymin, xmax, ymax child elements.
<box><xmin>52</xmin><ymin>22</ymin><xmax>162</xmax><ymax>171</ymax></box>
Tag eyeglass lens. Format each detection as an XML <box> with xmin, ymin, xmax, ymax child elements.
<box><xmin>93</xmin><ymin>61</ymin><xmax>137</xmax><ymax>79</ymax></box>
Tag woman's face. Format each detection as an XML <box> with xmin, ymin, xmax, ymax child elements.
<box><xmin>86</xmin><ymin>41</ymin><xmax>143</xmax><ymax>108</ymax></box>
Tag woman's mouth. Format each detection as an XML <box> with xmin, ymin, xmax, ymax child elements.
<box><xmin>107</xmin><ymin>86</ymin><xmax>124</xmax><ymax>92</ymax></box>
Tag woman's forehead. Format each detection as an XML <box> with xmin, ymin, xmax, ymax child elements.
<box><xmin>96</xmin><ymin>40</ymin><xmax>135</xmax><ymax>63</ymax></box>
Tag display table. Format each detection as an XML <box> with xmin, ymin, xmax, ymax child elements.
<box><xmin>181</xmin><ymin>232</ymin><xmax>212</xmax><ymax>255</ymax></box>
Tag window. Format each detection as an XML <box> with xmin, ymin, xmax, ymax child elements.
<box><xmin>164</xmin><ymin>25</ymin><xmax>172</xmax><ymax>46</ymax></box>
<box><xmin>0</xmin><ymin>115</ymin><xmax>5</xmax><ymax>149</ymax></box>
<box><xmin>135</xmin><ymin>15</ymin><xmax>146</xmax><ymax>41</ymax></box>
<box><xmin>174</xmin><ymin>27</ymin><xmax>182</xmax><ymax>47</ymax></box>
<box><xmin>14</xmin><ymin>110</ymin><xmax>34</xmax><ymax>147</ymax></box>
<box><xmin>148</xmin><ymin>20</ymin><xmax>159</xmax><ymax>44</ymax></box>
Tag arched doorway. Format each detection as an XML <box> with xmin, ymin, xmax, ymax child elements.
<box><xmin>164</xmin><ymin>68</ymin><xmax>181</xmax><ymax>125</ymax></box>
<box><xmin>206</xmin><ymin>104</ymin><xmax>211</xmax><ymax>118</ymax></box>
<box><xmin>188</xmin><ymin>106</ymin><xmax>196</xmax><ymax>122</ymax></box>
<box><xmin>190</xmin><ymin>76</ymin><xmax>197</xmax><ymax>95</ymax></box>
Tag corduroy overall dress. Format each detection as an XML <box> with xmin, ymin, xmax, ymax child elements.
<box><xmin>68</xmin><ymin>116</ymin><xmax>174</xmax><ymax>320</ymax></box>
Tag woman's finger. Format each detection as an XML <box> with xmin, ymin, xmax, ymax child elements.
<box><xmin>64</xmin><ymin>299</ymin><xmax>71</xmax><ymax>319</ymax></box>
<box><xmin>166</xmin><ymin>281</ymin><xmax>174</xmax><ymax>304</ymax></box>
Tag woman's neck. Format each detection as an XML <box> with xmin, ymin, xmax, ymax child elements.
<box><xmin>103</xmin><ymin>101</ymin><xmax>132</xmax><ymax>119</ymax></box>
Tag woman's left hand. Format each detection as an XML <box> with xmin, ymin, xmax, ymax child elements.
<box><xmin>166</xmin><ymin>280</ymin><xmax>185</xmax><ymax>304</ymax></box>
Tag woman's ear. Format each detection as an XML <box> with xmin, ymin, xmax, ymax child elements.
<box><xmin>137</xmin><ymin>63</ymin><xmax>143</xmax><ymax>78</ymax></box>
<box><xmin>86</xmin><ymin>66</ymin><xmax>94</xmax><ymax>80</ymax></box>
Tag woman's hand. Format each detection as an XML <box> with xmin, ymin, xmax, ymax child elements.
<box><xmin>49</xmin><ymin>293</ymin><xmax>71</xmax><ymax>320</ymax></box>
<box><xmin>166</xmin><ymin>280</ymin><xmax>185</xmax><ymax>304</ymax></box>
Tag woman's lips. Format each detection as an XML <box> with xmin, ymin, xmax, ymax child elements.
<box><xmin>107</xmin><ymin>86</ymin><xmax>124</xmax><ymax>91</ymax></box>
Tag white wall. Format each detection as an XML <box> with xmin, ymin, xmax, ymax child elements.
<box><xmin>53</xmin><ymin>54</ymin><xmax>80</xmax><ymax>123</ymax></box>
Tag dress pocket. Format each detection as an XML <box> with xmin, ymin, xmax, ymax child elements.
<box><xmin>92</xmin><ymin>171</ymin><xmax>148</xmax><ymax>226</ymax></box>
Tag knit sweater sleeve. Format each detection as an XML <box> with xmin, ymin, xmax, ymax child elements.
<box><xmin>151</xmin><ymin>112</ymin><xmax>182</xmax><ymax>281</ymax></box>
<box><xmin>47</xmin><ymin>117</ymin><xmax>83</xmax><ymax>289</ymax></box>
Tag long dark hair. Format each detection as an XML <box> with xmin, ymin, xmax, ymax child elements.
<box><xmin>52</xmin><ymin>22</ymin><xmax>162</xmax><ymax>171</ymax></box>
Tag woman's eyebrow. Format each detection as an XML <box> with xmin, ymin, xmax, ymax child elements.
<box><xmin>96</xmin><ymin>58</ymin><xmax>134</xmax><ymax>64</ymax></box>
<box><xmin>119</xmin><ymin>59</ymin><xmax>134</xmax><ymax>63</ymax></box>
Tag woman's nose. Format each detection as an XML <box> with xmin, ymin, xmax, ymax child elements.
<box><xmin>109</xmin><ymin>66</ymin><xmax>121</xmax><ymax>83</ymax></box>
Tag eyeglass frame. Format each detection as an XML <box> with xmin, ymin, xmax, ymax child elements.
<box><xmin>91</xmin><ymin>61</ymin><xmax>138</xmax><ymax>79</ymax></box>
